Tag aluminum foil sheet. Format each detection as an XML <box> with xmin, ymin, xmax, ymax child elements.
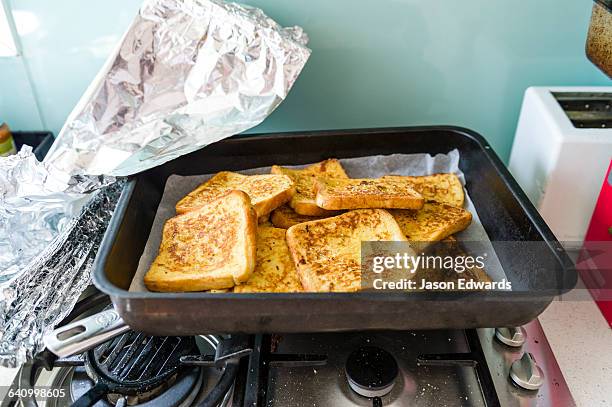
<box><xmin>0</xmin><ymin>181</ymin><xmax>124</xmax><ymax>367</ymax></box>
<box><xmin>0</xmin><ymin>147</ymin><xmax>115</xmax><ymax>284</ymax></box>
<box><xmin>44</xmin><ymin>0</ymin><xmax>311</xmax><ymax>177</ymax></box>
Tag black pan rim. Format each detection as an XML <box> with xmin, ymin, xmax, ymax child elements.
<box><xmin>92</xmin><ymin>126</ymin><xmax>577</xmax><ymax>301</ymax></box>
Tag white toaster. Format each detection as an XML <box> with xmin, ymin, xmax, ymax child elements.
<box><xmin>509</xmin><ymin>86</ymin><xmax>612</xmax><ymax>243</ymax></box>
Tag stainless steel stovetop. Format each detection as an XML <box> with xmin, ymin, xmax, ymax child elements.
<box><xmin>255</xmin><ymin>321</ymin><xmax>573</xmax><ymax>407</ymax></box>
<box><xmin>4</xmin><ymin>289</ymin><xmax>574</xmax><ymax>407</ymax></box>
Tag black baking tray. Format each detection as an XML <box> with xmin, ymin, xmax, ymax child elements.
<box><xmin>93</xmin><ymin>127</ymin><xmax>576</xmax><ymax>335</ymax></box>
<box><xmin>13</xmin><ymin>131</ymin><xmax>54</xmax><ymax>160</ymax></box>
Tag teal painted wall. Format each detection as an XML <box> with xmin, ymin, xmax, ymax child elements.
<box><xmin>1</xmin><ymin>0</ymin><xmax>609</xmax><ymax>161</ymax></box>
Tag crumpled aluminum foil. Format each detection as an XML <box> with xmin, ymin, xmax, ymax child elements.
<box><xmin>0</xmin><ymin>0</ymin><xmax>309</xmax><ymax>367</ymax></box>
<box><xmin>45</xmin><ymin>0</ymin><xmax>311</xmax><ymax>176</ymax></box>
<box><xmin>0</xmin><ymin>182</ymin><xmax>123</xmax><ymax>367</ymax></box>
<box><xmin>0</xmin><ymin>147</ymin><xmax>115</xmax><ymax>283</ymax></box>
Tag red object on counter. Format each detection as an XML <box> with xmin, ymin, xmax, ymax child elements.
<box><xmin>578</xmin><ymin>160</ymin><xmax>612</xmax><ymax>328</ymax></box>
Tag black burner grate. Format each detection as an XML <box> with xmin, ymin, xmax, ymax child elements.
<box><xmin>89</xmin><ymin>333</ymin><xmax>191</xmax><ymax>385</ymax></box>
<box><xmin>71</xmin><ymin>333</ymin><xmax>196</xmax><ymax>406</ymax></box>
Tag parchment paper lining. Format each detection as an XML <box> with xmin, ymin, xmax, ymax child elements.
<box><xmin>129</xmin><ymin>150</ymin><xmax>506</xmax><ymax>291</ymax></box>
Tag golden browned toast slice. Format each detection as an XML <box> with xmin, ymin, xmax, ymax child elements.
<box><xmin>270</xmin><ymin>204</ymin><xmax>331</xmax><ymax>229</ymax></box>
<box><xmin>286</xmin><ymin>209</ymin><xmax>407</xmax><ymax>292</ymax></box>
<box><xmin>175</xmin><ymin>171</ymin><xmax>295</xmax><ymax>217</ymax></box>
<box><xmin>389</xmin><ymin>202</ymin><xmax>472</xmax><ymax>243</ymax></box>
<box><xmin>271</xmin><ymin>159</ymin><xmax>348</xmax><ymax>216</ymax></box>
<box><xmin>233</xmin><ymin>226</ymin><xmax>303</xmax><ymax>293</ymax></box>
<box><xmin>383</xmin><ymin>173</ymin><xmax>464</xmax><ymax>207</ymax></box>
<box><xmin>314</xmin><ymin>178</ymin><xmax>424</xmax><ymax>210</ymax></box>
<box><xmin>144</xmin><ymin>190</ymin><xmax>257</xmax><ymax>292</ymax></box>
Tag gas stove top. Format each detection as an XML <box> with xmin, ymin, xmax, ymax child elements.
<box><xmin>3</xmin><ymin>289</ymin><xmax>575</xmax><ymax>407</ymax></box>
<box><xmin>239</xmin><ymin>323</ymin><xmax>572</xmax><ymax>407</ymax></box>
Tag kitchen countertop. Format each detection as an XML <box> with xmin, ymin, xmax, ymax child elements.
<box><xmin>539</xmin><ymin>285</ymin><xmax>612</xmax><ymax>407</ymax></box>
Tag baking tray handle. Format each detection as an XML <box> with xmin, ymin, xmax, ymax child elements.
<box><xmin>43</xmin><ymin>309</ymin><xmax>129</xmax><ymax>357</ymax></box>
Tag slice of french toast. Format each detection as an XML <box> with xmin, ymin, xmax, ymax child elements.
<box><xmin>315</xmin><ymin>177</ymin><xmax>424</xmax><ymax>210</ymax></box>
<box><xmin>175</xmin><ymin>171</ymin><xmax>294</xmax><ymax>217</ymax></box>
<box><xmin>286</xmin><ymin>209</ymin><xmax>407</xmax><ymax>292</ymax></box>
<box><xmin>389</xmin><ymin>202</ymin><xmax>472</xmax><ymax>243</ymax></box>
<box><xmin>145</xmin><ymin>190</ymin><xmax>257</xmax><ymax>292</ymax></box>
<box><xmin>383</xmin><ymin>173</ymin><xmax>464</xmax><ymax>207</ymax></box>
<box><xmin>233</xmin><ymin>226</ymin><xmax>304</xmax><ymax>293</ymax></box>
<box><xmin>271</xmin><ymin>159</ymin><xmax>348</xmax><ymax>216</ymax></box>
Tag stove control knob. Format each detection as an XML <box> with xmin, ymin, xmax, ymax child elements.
<box><xmin>510</xmin><ymin>352</ymin><xmax>544</xmax><ymax>391</ymax></box>
<box><xmin>495</xmin><ymin>327</ymin><xmax>526</xmax><ymax>347</ymax></box>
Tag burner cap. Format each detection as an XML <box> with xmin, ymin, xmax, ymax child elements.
<box><xmin>345</xmin><ymin>346</ymin><xmax>398</xmax><ymax>398</ymax></box>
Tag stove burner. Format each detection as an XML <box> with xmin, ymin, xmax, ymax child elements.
<box><xmin>75</xmin><ymin>332</ymin><xmax>197</xmax><ymax>406</ymax></box>
<box><xmin>345</xmin><ymin>346</ymin><xmax>398</xmax><ymax>399</ymax></box>
<box><xmin>69</xmin><ymin>365</ymin><xmax>203</xmax><ymax>407</ymax></box>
